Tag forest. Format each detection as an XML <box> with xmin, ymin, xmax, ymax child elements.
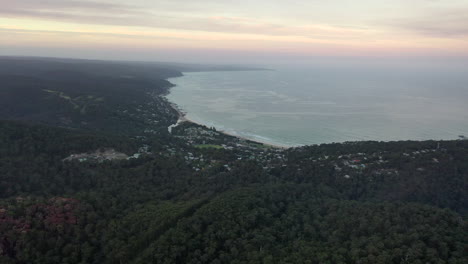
<box><xmin>0</xmin><ymin>57</ymin><xmax>466</xmax><ymax>264</ymax></box>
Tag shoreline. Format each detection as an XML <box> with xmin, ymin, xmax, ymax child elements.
<box><xmin>167</xmin><ymin>100</ymin><xmax>464</xmax><ymax>149</ymax></box>
<box><xmin>167</xmin><ymin>101</ymin><xmax>289</xmax><ymax>149</ymax></box>
<box><xmin>165</xmin><ymin>85</ymin><xmax>465</xmax><ymax>149</ymax></box>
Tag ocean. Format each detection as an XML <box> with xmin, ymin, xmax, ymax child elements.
<box><xmin>167</xmin><ymin>61</ymin><xmax>468</xmax><ymax>147</ymax></box>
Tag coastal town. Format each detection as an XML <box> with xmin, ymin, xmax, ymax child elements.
<box><xmin>63</xmin><ymin>104</ymin><xmax>452</xmax><ymax>189</ymax></box>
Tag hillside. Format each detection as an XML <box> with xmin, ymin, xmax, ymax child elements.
<box><xmin>0</xmin><ymin>57</ymin><xmax>466</xmax><ymax>264</ymax></box>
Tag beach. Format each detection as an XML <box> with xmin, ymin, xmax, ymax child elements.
<box><xmin>167</xmin><ymin>100</ymin><xmax>288</xmax><ymax>149</ymax></box>
<box><xmin>166</xmin><ymin>69</ymin><xmax>468</xmax><ymax>146</ymax></box>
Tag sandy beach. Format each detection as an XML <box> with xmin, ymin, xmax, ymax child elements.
<box><xmin>167</xmin><ymin>101</ymin><xmax>288</xmax><ymax>149</ymax></box>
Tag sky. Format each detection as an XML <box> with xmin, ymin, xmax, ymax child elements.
<box><xmin>1</xmin><ymin>0</ymin><xmax>468</xmax><ymax>64</ymax></box>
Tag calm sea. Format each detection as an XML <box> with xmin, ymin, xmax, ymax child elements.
<box><xmin>167</xmin><ymin>62</ymin><xmax>468</xmax><ymax>147</ymax></box>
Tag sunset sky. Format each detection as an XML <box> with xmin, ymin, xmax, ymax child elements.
<box><xmin>1</xmin><ymin>0</ymin><xmax>468</xmax><ymax>63</ymax></box>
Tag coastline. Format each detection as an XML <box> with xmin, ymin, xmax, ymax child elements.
<box><xmin>167</xmin><ymin>100</ymin><xmax>289</xmax><ymax>149</ymax></box>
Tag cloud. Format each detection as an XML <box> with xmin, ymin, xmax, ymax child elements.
<box><xmin>0</xmin><ymin>0</ymin><xmax>151</xmax><ymax>26</ymax></box>
<box><xmin>0</xmin><ymin>0</ymin><xmax>371</xmax><ymax>40</ymax></box>
<box><xmin>1</xmin><ymin>0</ymin><xmax>143</xmax><ymax>14</ymax></box>
<box><xmin>387</xmin><ymin>9</ymin><xmax>468</xmax><ymax>38</ymax></box>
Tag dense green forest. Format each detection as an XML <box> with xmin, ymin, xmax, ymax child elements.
<box><xmin>0</xmin><ymin>57</ymin><xmax>466</xmax><ymax>263</ymax></box>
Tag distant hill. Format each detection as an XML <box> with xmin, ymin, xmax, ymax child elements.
<box><xmin>0</xmin><ymin>56</ymin><xmax>268</xmax><ymax>78</ymax></box>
